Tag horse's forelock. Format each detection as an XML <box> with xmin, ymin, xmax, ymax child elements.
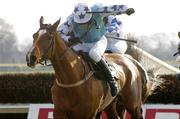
<box><xmin>38</xmin><ymin>29</ymin><xmax>47</xmax><ymax>38</ymax></box>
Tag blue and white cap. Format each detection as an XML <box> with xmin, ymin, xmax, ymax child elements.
<box><xmin>73</xmin><ymin>3</ymin><xmax>92</xmax><ymax>23</ymax></box>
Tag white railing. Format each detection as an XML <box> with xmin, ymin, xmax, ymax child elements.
<box><xmin>132</xmin><ymin>46</ymin><xmax>180</xmax><ymax>74</ymax></box>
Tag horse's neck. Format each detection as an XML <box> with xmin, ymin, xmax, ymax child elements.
<box><xmin>50</xmin><ymin>37</ymin><xmax>84</xmax><ymax>84</ymax></box>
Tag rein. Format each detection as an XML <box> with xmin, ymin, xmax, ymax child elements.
<box><xmin>56</xmin><ymin>70</ymin><xmax>94</xmax><ymax>88</ymax></box>
<box><xmin>37</xmin><ymin>32</ymin><xmax>55</xmax><ymax>66</ymax></box>
<box><xmin>42</xmin><ymin>37</ymin><xmax>55</xmax><ymax>66</ymax></box>
<box><xmin>38</xmin><ymin>30</ymin><xmax>95</xmax><ymax>88</ymax></box>
<box><xmin>56</xmin><ymin>51</ymin><xmax>95</xmax><ymax>88</ymax></box>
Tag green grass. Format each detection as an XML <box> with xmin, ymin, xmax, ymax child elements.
<box><xmin>0</xmin><ymin>64</ymin><xmax>54</xmax><ymax>74</ymax></box>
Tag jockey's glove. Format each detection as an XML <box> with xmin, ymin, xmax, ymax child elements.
<box><xmin>68</xmin><ymin>37</ymin><xmax>82</xmax><ymax>44</ymax></box>
<box><xmin>126</xmin><ymin>8</ymin><xmax>135</xmax><ymax>15</ymax></box>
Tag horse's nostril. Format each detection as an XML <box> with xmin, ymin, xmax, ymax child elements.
<box><xmin>26</xmin><ymin>55</ymin><xmax>37</xmax><ymax>67</ymax></box>
<box><xmin>26</xmin><ymin>54</ymin><xmax>37</xmax><ymax>67</ymax></box>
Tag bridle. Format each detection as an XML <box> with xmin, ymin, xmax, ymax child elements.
<box><xmin>34</xmin><ymin>25</ymin><xmax>94</xmax><ymax>88</ymax></box>
<box><xmin>34</xmin><ymin>26</ymin><xmax>56</xmax><ymax>66</ymax></box>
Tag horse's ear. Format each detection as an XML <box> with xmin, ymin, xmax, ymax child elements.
<box><xmin>51</xmin><ymin>18</ymin><xmax>61</xmax><ymax>31</ymax></box>
<box><xmin>40</xmin><ymin>16</ymin><xmax>44</xmax><ymax>27</ymax></box>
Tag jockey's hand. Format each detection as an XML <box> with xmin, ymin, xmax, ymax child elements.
<box><xmin>126</xmin><ymin>8</ymin><xmax>135</xmax><ymax>15</ymax></box>
<box><xmin>68</xmin><ymin>37</ymin><xmax>81</xmax><ymax>45</ymax></box>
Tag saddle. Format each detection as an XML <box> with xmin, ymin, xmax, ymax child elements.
<box><xmin>77</xmin><ymin>50</ymin><xmax>117</xmax><ymax>81</ymax></box>
<box><xmin>77</xmin><ymin>50</ymin><xmax>147</xmax><ymax>83</ymax></box>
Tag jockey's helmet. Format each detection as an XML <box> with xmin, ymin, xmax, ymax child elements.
<box><xmin>73</xmin><ymin>3</ymin><xmax>92</xmax><ymax>24</ymax></box>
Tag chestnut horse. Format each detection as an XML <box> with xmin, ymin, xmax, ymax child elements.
<box><xmin>26</xmin><ymin>17</ymin><xmax>153</xmax><ymax>119</ymax></box>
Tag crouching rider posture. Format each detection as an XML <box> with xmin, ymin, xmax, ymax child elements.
<box><xmin>58</xmin><ymin>3</ymin><xmax>134</xmax><ymax>96</ymax></box>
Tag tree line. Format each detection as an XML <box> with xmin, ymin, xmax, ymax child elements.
<box><xmin>0</xmin><ymin>18</ymin><xmax>179</xmax><ymax>64</ymax></box>
<box><xmin>0</xmin><ymin>18</ymin><xmax>27</xmax><ymax>63</ymax></box>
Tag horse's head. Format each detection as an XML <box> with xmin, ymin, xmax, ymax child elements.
<box><xmin>26</xmin><ymin>16</ymin><xmax>60</xmax><ymax>68</ymax></box>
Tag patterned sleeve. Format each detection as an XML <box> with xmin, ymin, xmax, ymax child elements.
<box><xmin>57</xmin><ymin>15</ymin><xmax>73</xmax><ymax>42</ymax></box>
<box><xmin>107</xmin><ymin>15</ymin><xmax>122</xmax><ymax>28</ymax></box>
<box><xmin>105</xmin><ymin>15</ymin><xmax>123</xmax><ymax>37</ymax></box>
<box><xmin>92</xmin><ymin>4</ymin><xmax>128</xmax><ymax>17</ymax></box>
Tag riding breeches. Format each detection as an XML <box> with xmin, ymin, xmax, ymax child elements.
<box><xmin>106</xmin><ymin>38</ymin><xmax>127</xmax><ymax>54</ymax></box>
<box><xmin>72</xmin><ymin>35</ymin><xmax>107</xmax><ymax>62</ymax></box>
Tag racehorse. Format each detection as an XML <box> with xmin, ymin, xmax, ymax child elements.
<box><xmin>26</xmin><ymin>16</ymin><xmax>153</xmax><ymax>119</ymax></box>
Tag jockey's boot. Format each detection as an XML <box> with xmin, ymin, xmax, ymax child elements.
<box><xmin>97</xmin><ymin>59</ymin><xmax>119</xmax><ymax>97</ymax></box>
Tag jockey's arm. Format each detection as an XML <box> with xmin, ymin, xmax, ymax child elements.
<box><xmin>106</xmin><ymin>15</ymin><xmax>123</xmax><ymax>28</ymax></box>
<box><xmin>91</xmin><ymin>4</ymin><xmax>134</xmax><ymax>17</ymax></box>
<box><xmin>57</xmin><ymin>16</ymin><xmax>73</xmax><ymax>43</ymax></box>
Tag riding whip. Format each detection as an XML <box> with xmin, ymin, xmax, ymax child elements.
<box><xmin>106</xmin><ymin>35</ymin><xmax>137</xmax><ymax>43</ymax></box>
<box><xmin>173</xmin><ymin>51</ymin><xmax>180</xmax><ymax>56</ymax></box>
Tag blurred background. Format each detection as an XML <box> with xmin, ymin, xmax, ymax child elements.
<box><xmin>0</xmin><ymin>0</ymin><xmax>180</xmax><ymax>67</ymax></box>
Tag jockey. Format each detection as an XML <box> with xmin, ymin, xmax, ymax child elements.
<box><xmin>103</xmin><ymin>12</ymin><xmax>150</xmax><ymax>88</ymax></box>
<box><xmin>58</xmin><ymin>3</ymin><xmax>135</xmax><ymax>97</ymax></box>
<box><xmin>105</xmin><ymin>15</ymin><xmax>127</xmax><ymax>54</ymax></box>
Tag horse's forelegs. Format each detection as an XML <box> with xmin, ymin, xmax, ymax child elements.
<box><xmin>53</xmin><ymin>109</ymin><xmax>67</xmax><ymax>119</ymax></box>
<box><xmin>128</xmin><ymin>106</ymin><xmax>143</xmax><ymax>119</ymax></box>
<box><xmin>104</xmin><ymin>101</ymin><xmax>120</xmax><ymax>119</ymax></box>
<box><xmin>95</xmin><ymin>112</ymin><xmax>102</xmax><ymax>119</ymax></box>
<box><xmin>116</xmin><ymin>107</ymin><xmax>126</xmax><ymax>119</ymax></box>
